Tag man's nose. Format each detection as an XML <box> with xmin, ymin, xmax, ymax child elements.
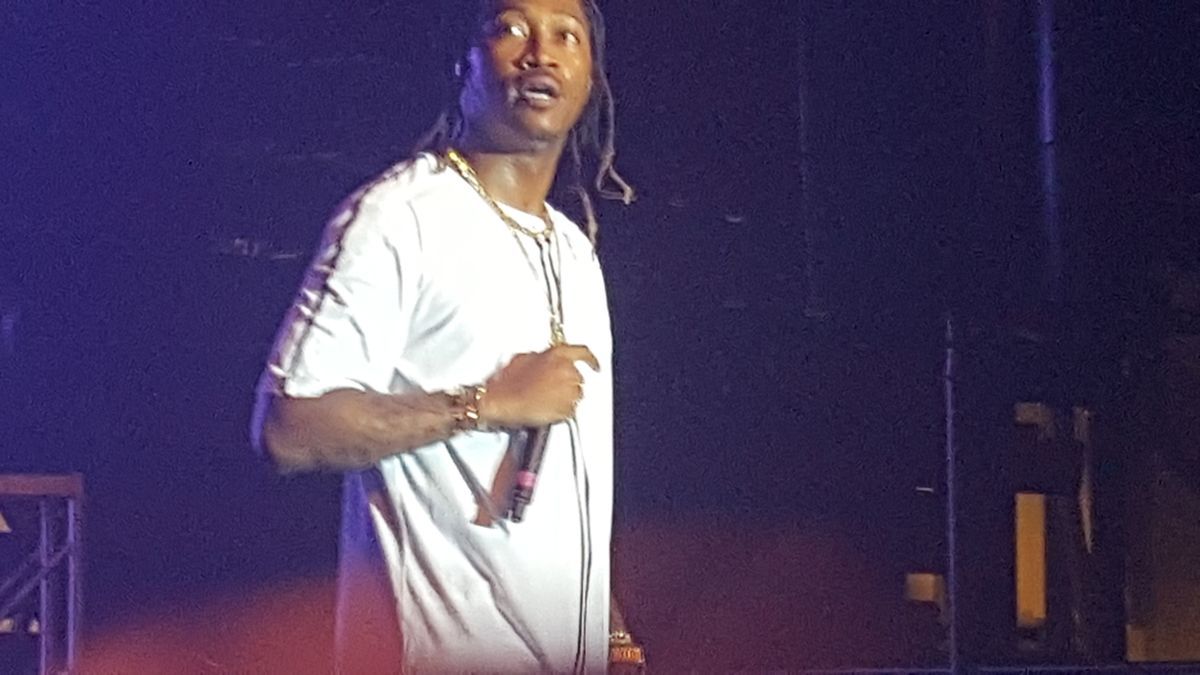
<box><xmin>519</xmin><ymin>32</ymin><xmax>558</xmax><ymax>69</ymax></box>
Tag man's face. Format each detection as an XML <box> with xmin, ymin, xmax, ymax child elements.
<box><xmin>459</xmin><ymin>0</ymin><xmax>594</xmax><ymax>149</ymax></box>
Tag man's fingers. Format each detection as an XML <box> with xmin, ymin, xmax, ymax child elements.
<box><xmin>555</xmin><ymin>344</ymin><xmax>601</xmax><ymax>372</ymax></box>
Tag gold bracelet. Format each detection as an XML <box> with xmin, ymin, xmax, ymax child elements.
<box><xmin>451</xmin><ymin>385</ymin><xmax>487</xmax><ymax>431</ymax></box>
<box><xmin>608</xmin><ymin>631</ymin><xmax>645</xmax><ymax>666</ymax></box>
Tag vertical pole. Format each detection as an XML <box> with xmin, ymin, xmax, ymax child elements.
<box><xmin>39</xmin><ymin>498</ymin><xmax>53</xmax><ymax>674</ymax></box>
<box><xmin>944</xmin><ymin>314</ymin><xmax>962</xmax><ymax>673</ymax></box>
<box><xmin>1036</xmin><ymin>0</ymin><xmax>1062</xmax><ymax>305</ymax></box>
<box><xmin>67</xmin><ymin>492</ymin><xmax>81</xmax><ymax>673</ymax></box>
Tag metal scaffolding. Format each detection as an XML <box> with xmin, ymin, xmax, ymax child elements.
<box><xmin>0</xmin><ymin>474</ymin><xmax>83</xmax><ymax>675</ymax></box>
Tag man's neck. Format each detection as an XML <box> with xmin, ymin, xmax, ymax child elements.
<box><xmin>456</xmin><ymin>141</ymin><xmax>565</xmax><ymax>216</ymax></box>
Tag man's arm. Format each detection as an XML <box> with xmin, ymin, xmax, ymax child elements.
<box><xmin>610</xmin><ymin>596</ymin><xmax>631</xmax><ymax>635</ymax></box>
<box><xmin>257</xmin><ymin>389</ymin><xmax>465</xmax><ymax>473</ymax></box>
<box><xmin>609</xmin><ymin>594</ymin><xmax>646</xmax><ymax>669</ymax></box>
<box><xmin>255</xmin><ymin>344</ymin><xmax>600</xmax><ymax>473</ymax></box>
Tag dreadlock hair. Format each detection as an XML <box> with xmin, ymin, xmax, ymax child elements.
<box><xmin>412</xmin><ymin>0</ymin><xmax>635</xmax><ymax>247</ymax></box>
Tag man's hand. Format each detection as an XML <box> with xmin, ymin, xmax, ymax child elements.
<box><xmin>479</xmin><ymin>344</ymin><xmax>600</xmax><ymax>428</ymax></box>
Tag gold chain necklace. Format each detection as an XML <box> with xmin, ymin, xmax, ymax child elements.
<box><xmin>445</xmin><ymin>148</ymin><xmax>554</xmax><ymax>244</ymax></box>
<box><xmin>444</xmin><ymin>147</ymin><xmax>567</xmax><ymax>345</ymax></box>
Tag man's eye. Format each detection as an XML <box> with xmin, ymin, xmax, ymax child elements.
<box><xmin>499</xmin><ymin>22</ymin><xmax>528</xmax><ymax>38</ymax></box>
<box><xmin>561</xmin><ymin>30</ymin><xmax>581</xmax><ymax>45</ymax></box>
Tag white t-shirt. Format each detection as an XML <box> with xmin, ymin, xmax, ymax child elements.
<box><xmin>255</xmin><ymin>153</ymin><xmax>614</xmax><ymax>673</ymax></box>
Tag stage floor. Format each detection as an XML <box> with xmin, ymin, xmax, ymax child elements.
<box><xmin>65</xmin><ymin>513</ymin><xmax>1200</xmax><ymax>672</ymax></box>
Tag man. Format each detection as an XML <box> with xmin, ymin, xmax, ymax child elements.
<box><xmin>251</xmin><ymin>0</ymin><xmax>636</xmax><ymax>671</ymax></box>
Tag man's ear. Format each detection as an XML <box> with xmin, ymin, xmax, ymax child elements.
<box><xmin>455</xmin><ymin>51</ymin><xmax>476</xmax><ymax>80</ymax></box>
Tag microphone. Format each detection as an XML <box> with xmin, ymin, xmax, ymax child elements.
<box><xmin>509</xmin><ymin>426</ymin><xmax>550</xmax><ymax>522</ymax></box>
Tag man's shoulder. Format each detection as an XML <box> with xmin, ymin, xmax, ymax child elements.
<box><xmin>320</xmin><ymin>153</ymin><xmax>462</xmax><ymax>250</ymax></box>
<box><xmin>347</xmin><ymin>152</ymin><xmax>456</xmax><ymax>215</ymax></box>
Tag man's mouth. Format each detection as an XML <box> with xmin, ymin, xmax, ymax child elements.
<box><xmin>520</xmin><ymin>87</ymin><xmax>555</xmax><ymax>103</ymax></box>
<box><xmin>515</xmin><ymin>74</ymin><xmax>562</xmax><ymax>107</ymax></box>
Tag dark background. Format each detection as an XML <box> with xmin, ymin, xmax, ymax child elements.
<box><xmin>3</xmin><ymin>1</ymin><xmax>1198</xmax><ymax>669</ymax></box>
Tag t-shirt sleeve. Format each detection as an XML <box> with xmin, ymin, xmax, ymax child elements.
<box><xmin>257</xmin><ymin>192</ymin><xmax>419</xmax><ymax>400</ymax></box>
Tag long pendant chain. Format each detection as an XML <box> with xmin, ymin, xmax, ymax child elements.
<box><xmin>446</xmin><ymin>148</ymin><xmax>567</xmax><ymax>346</ymax></box>
<box><xmin>537</xmin><ymin>235</ymin><xmax>567</xmax><ymax>346</ymax></box>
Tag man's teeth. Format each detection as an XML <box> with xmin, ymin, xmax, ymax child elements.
<box><xmin>524</xmin><ymin>90</ymin><xmax>553</xmax><ymax>101</ymax></box>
